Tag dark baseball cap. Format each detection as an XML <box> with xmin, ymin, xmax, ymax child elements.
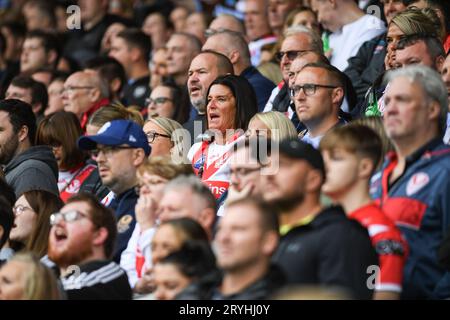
<box><xmin>278</xmin><ymin>139</ymin><xmax>325</xmax><ymax>175</ymax></box>
<box><xmin>78</xmin><ymin>119</ymin><xmax>151</xmax><ymax>156</ymax></box>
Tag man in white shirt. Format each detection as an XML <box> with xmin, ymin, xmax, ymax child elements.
<box><xmin>311</xmin><ymin>0</ymin><xmax>386</xmax><ymax>71</ymax></box>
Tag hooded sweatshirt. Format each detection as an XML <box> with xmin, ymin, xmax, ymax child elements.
<box><xmin>4</xmin><ymin>145</ymin><xmax>59</xmax><ymax>197</ymax></box>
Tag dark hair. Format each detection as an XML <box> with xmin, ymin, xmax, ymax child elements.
<box><xmin>0</xmin><ymin>196</ymin><xmax>14</xmax><ymax>248</ymax></box>
<box><xmin>160</xmin><ymin>217</ymin><xmax>210</xmax><ymax>243</ymax></box>
<box><xmin>0</xmin><ymin>31</ymin><xmax>5</xmax><ymax>56</ymax></box>
<box><xmin>158</xmin><ymin>240</ymin><xmax>217</xmax><ymax>279</ymax></box>
<box><xmin>300</xmin><ymin>62</ymin><xmax>347</xmax><ymax>107</ymax></box>
<box><xmin>144</xmin><ymin>11</ymin><xmax>174</xmax><ymax>31</ymax></box>
<box><xmin>0</xmin><ymin>178</ymin><xmax>16</xmax><ymax>207</ymax></box>
<box><xmin>198</xmin><ymin>50</ymin><xmax>234</xmax><ymax>75</ymax></box>
<box><xmin>24</xmin><ymin>0</ymin><xmax>57</xmax><ymax>29</ymax></box>
<box><xmin>226</xmin><ymin>197</ymin><xmax>280</xmax><ymax>233</ymax></box>
<box><xmin>0</xmin><ymin>22</ymin><xmax>26</xmax><ymax>40</ymax></box>
<box><xmin>25</xmin><ymin>30</ymin><xmax>61</xmax><ymax>68</ymax></box>
<box><xmin>0</xmin><ymin>99</ymin><xmax>36</xmax><ymax>145</ymax></box>
<box><xmin>66</xmin><ymin>193</ymin><xmax>117</xmax><ymax>259</ymax></box>
<box><xmin>36</xmin><ymin>111</ymin><xmax>86</xmax><ymax>170</ymax></box>
<box><xmin>10</xmin><ymin>75</ymin><xmax>48</xmax><ymax>114</ymax></box>
<box><xmin>396</xmin><ymin>34</ymin><xmax>445</xmax><ymax>61</ymax></box>
<box><xmin>116</xmin><ymin>28</ymin><xmax>152</xmax><ymax>63</ymax></box>
<box><xmin>160</xmin><ymin>79</ymin><xmax>190</xmax><ymax>124</ymax></box>
<box><xmin>206</xmin><ymin>75</ymin><xmax>258</xmax><ymax>132</ymax></box>
<box><xmin>83</xmin><ymin>56</ymin><xmax>127</xmax><ymax>96</ymax></box>
<box><xmin>22</xmin><ymin>190</ymin><xmax>64</xmax><ymax>258</ymax></box>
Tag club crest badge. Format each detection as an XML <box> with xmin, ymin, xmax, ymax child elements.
<box><xmin>406</xmin><ymin>172</ymin><xmax>429</xmax><ymax>196</ymax></box>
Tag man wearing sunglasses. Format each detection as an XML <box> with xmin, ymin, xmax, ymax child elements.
<box><xmin>47</xmin><ymin>192</ymin><xmax>132</xmax><ymax>300</ymax></box>
<box><xmin>78</xmin><ymin>119</ymin><xmax>151</xmax><ymax>263</ymax></box>
<box><xmin>292</xmin><ymin>62</ymin><xmax>346</xmax><ymax>148</ymax></box>
<box><xmin>264</xmin><ymin>26</ymin><xmax>324</xmax><ymax>122</ymax></box>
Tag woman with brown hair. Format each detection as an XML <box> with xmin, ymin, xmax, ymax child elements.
<box><xmin>36</xmin><ymin>111</ymin><xmax>103</xmax><ymax>202</ymax></box>
<box><xmin>10</xmin><ymin>190</ymin><xmax>63</xmax><ymax>258</ymax></box>
<box><xmin>0</xmin><ymin>252</ymin><xmax>61</xmax><ymax>300</ymax></box>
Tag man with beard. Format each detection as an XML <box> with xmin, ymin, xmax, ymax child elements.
<box><xmin>0</xmin><ymin>99</ymin><xmax>58</xmax><ymax>197</ymax></box>
<box><xmin>176</xmin><ymin>197</ymin><xmax>285</xmax><ymax>300</ymax></box>
<box><xmin>48</xmin><ymin>192</ymin><xmax>132</xmax><ymax>300</ymax></box>
<box><xmin>78</xmin><ymin>119</ymin><xmax>150</xmax><ymax>263</ymax></box>
<box><xmin>261</xmin><ymin>138</ymin><xmax>378</xmax><ymax>299</ymax></box>
<box><xmin>184</xmin><ymin>50</ymin><xmax>234</xmax><ymax>145</ymax></box>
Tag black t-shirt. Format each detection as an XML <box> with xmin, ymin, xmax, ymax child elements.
<box><xmin>273</xmin><ymin>206</ymin><xmax>378</xmax><ymax>299</ymax></box>
<box><xmin>62</xmin><ymin>260</ymin><xmax>132</xmax><ymax>300</ymax></box>
<box><xmin>121</xmin><ymin>75</ymin><xmax>151</xmax><ymax>110</ymax></box>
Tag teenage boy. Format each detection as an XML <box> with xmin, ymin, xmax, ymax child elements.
<box><xmin>319</xmin><ymin>123</ymin><xmax>408</xmax><ymax>300</ymax></box>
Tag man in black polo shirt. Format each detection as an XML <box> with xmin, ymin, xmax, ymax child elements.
<box><xmin>48</xmin><ymin>193</ymin><xmax>132</xmax><ymax>300</ymax></box>
<box><xmin>262</xmin><ymin>139</ymin><xmax>378</xmax><ymax>299</ymax></box>
<box><xmin>109</xmin><ymin>29</ymin><xmax>151</xmax><ymax>110</ymax></box>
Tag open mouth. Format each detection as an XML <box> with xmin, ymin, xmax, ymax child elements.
<box><xmin>209</xmin><ymin>113</ymin><xmax>220</xmax><ymax>122</ymax></box>
<box><xmin>54</xmin><ymin>228</ymin><xmax>68</xmax><ymax>243</ymax></box>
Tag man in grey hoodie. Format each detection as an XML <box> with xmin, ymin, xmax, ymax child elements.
<box><xmin>0</xmin><ymin>99</ymin><xmax>58</xmax><ymax>197</ymax></box>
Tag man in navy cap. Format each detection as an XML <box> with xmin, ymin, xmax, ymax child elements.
<box><xmin>78</xmin><ymin>119</ymin><xmax>151</xmax><ymax>262</ymax></box>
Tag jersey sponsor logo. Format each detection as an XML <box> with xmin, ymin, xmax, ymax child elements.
<box><xmin>375</xmin><ymin>239</ymin><xmax>405</xmax><ymax>256</ymax></box>
<box><xmin>117</xmin><ymin>214</ymin><xmax>133</xmax><ymax>233</ymax></box>
<box><xmin>406</xmin><ymin>172</ymin><xmax>430</xmax><ymax>196</ymax></box>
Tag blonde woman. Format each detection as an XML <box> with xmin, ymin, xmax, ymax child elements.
<box><xmin>246</xmin><ymin>111</ymin><xmax>298</xmax><ymax>142</ymax></box>
<box><xmin>0</xmin><ymin>253</ymin><xmax>61</xmax><ymax>300</ymax></box>
<box><xmin>121</xmin><ymin>156</ymin><xmax>193</xmax><ymax>296</ymax></box>
<box><xmin>143</xmin><ymin>116</ymin><xmax>189</xmax><ymax>160</ymax></box>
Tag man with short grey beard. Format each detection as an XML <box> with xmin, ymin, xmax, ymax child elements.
<box><xmin>183</xmin><ymin>50</ymin><xmax>234</xmax><ymax>146</ymax></box>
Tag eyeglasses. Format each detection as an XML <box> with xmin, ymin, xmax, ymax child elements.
<box><xmin>63</xmin><ymin>86</ymin><xmax>94</xmax><ymax>93</ymax></box>
<box><xmin>50</xmin><ymin>210</ymin><xmax>89</xmax><ymax>226</ymax></box>
<box><xmin>245</xmin><ymin>129</ymin><xmax>269</xmax><ymax>138</ymax></box>
<box><xmin>292</xmin><ymin>84</ymin><xmax>338</xmax><ymax>97</ymax></box>
<box><xmin>145</xmin><ymin>131</ymin><xmax>171</xmax><ymax>144</ymax></box>
<box><xmin>90</xmin><ymin>145</ymin><xmax>135</xmax><ymax>157</ymax></box>
<box><xmin>145</xmin><ymin>97</ymin><xmax>172</xmax><ymax>106</ymax></box>
<box><xmin>275</xmin><ymin>50</ymin><xmax>310</xmax><ymax>62</ymax></box>
<box><xmin>12</xmin><ymin>205</ymin><xmax>33</xmax><ymax>217</ymax></box>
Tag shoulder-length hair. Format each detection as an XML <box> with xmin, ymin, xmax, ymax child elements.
<box><xmin>7</xmin><ymin>252</ymin><xmax>62</xmax><ymax>300</ymax></box>
<box><xmin>206</xmin><ymin>75</ymin><xmax>258</xmax><ymax>132</ymax></box>
<box><xmin>36</xmin><ymin>111</ymin><xmax>86</xmax><ymax>170</ymax></box>
<box><xmin>23</xmin><ymin>190</ymin><xmax>64</xmax><ymax>258</ymax></box>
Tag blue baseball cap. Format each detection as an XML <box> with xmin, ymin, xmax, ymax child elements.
<box><xmin>78</xmin><ymin>120</ymin><xmax>151</xmax><ymax>156</ymax></box>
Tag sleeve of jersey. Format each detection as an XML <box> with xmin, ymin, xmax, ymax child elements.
<box><xmin>372</xmin><ymin>230</ymin><xmax>408</xmax><ymax>293</ymax></box>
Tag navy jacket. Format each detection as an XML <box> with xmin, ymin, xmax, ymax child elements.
<box><xmin>370</xmin><ymin>138</ymin><xmax>450</xmax><ymax>299</ymax></box>
<box><xmin>108</xmin><ymin>188</ymin><xmax>138</xmax><ymax>263</ymax></box>
<box><xmin>241</xmin><ymin>66</ymin><xmax>275</xmax><ymax>112</ymax></box>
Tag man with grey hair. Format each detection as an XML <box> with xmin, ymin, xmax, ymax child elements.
<box><xmin>370</xmin><ymin>65</ymin><xmax>450</xmax><ymax>299</ymax></box>
<box><xmin>263</xmin><ymin>26</ymin><xmax>323</xmax><ymax>117</ymax></box>
<box><xmin>203</xmin><ymin>30</ymin><xmax>275</xmax><ymax>112</ymax></box>
<box><xmin>62</xmin><ymin>69</ymin><xmax>110</xmax><ymax>131</ymax></box>
<box><xmin>244</xmin><ymin>0</ymin><xmax>277</xmax><ymax>67</ymax></box>
<box><xmin>158</xmin><ymin>175</ymin><xmax>217</xmax><ymax>238</ymax></box>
